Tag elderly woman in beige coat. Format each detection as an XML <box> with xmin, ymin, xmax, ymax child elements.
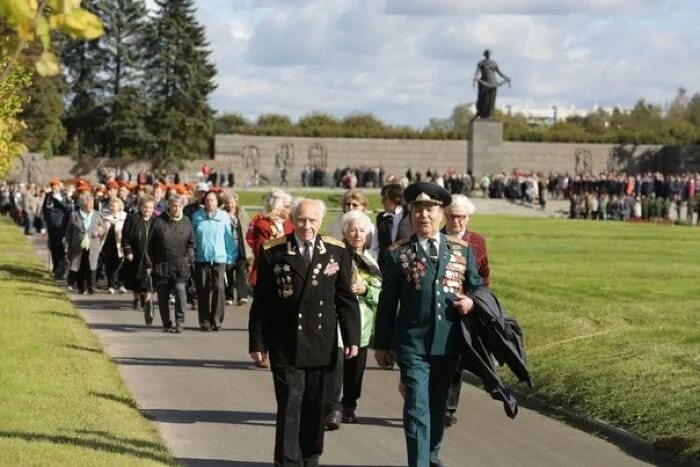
<box><xmin>65</xmin><ymin>192</ymin><xmax>106</xmax><ymax>294</ymax></box>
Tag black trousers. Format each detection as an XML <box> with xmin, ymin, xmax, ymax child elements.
<box><xmin>325</xmin><ymin>346</ymin><xmax>369</xmax><ymax>413</ymax></box>
<box><xmin>272</xmin><ymin>362</ymin><xmax>327</xmax><ymax>467</ymax></box>
<box><xmin>48</xmin><ymin>233</ymin><xmax>66</xmax><ymax>280</ymax></box>
<box><xmin>156</xmin><ymin>280</ymin><xmax>187</xmax><ymax>328</ymax></box>
<box><xmin>77</xmin><ymin>250</ymin><xmax>96</xmax><ymax>293</ymax></box>
<box><xmin>446</xmin><ymin>358</ymin><xmax>463</xmax><ymax>414</ymax></box>
<box><xmin>103</xmin><ymin>254</ymin><xmax>123</xmax><ymax>289</ymax></box>
<box><xmin>194</xmin><ymin>262</ymin><xmax>226</xmax><ymax>328</ymax></box>
<box><xmin>225</xmin><ymin>259</ymin><xmax>249</xmax><ymax>301</ymax></box>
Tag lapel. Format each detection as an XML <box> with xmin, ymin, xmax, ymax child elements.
<box><xmin>283</xmin><ymin>233</ymin><xmax>308</xmax><ymax>280</ymax></box>
<box><xmin>414</xmin><ymin>234</ymin><xmax>439</xmax><ymax>275</ymax></box>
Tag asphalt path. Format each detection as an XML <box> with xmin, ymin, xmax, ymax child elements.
<box><xmin>29</xmin><ymin>234</ymin><xmax>666</xmax><ymax>467</ymax></box>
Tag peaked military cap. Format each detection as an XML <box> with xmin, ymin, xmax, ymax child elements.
<box><xmin>404</xmin><ymin>182</ymin><xmax>452</xmax><ymax>207</ymax></box>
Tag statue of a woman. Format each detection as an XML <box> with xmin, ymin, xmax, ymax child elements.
<box><xmin>473</xmin><ymin>49</ymin><xmax>510</xmax><ymax>120</ymax></box>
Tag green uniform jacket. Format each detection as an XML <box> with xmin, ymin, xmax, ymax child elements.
<box><xmin>374</xmin><ymin>233</ymin><xmax>484</xmax><ymax>356</ymax></box>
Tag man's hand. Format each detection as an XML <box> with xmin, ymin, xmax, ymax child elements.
<box><xmin>398</xmin><ymin>380</ymin><xmax>406</xmax><ymax>399</ymax></box>
<box><xmin>250</xmin><ymin>351</ymin><xmax>263</xmax><ymax>365</ymax></box>
<box><xmin>145</xmin><ymin>268</ymin><xmax>151</xmax><ymax>277</ymax></box>
<box><xmin>344</xmin><ymin>345</ymin><xmax>358</xmax><ymax>359</ymax></box>
<box><xmin>125</xmin><ymin>253</ymin><xmax>134</xmax><ymax>262</ymax></box>
<box><xmin>351</xmin><ymin>282</ymin><xmax>366</xmax><ymax>295</ymax></box>
<box><xmin>375</xmin><ymin>349</ymin><xmax>395</xmax><ymax>369</ymax></box>
<box><xmin>453</xmin><ymin>293</ymin><xmax>475</xmax><ymax>315</ymax></box>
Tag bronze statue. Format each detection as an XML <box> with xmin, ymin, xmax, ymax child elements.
<box><xmin>473</xmin><ymin>49</ymin><xmax>510</xmax><ymax>120</ymax></box>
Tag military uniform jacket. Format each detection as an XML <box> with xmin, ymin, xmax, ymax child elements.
<box><xmin>375</xmin><ymin>233</ymin><xmax>484</xmax><ymax>357</ymax></box>
<box><xmin>249</xmin><ymin>233</ymin><xmax>361</xmax><ymax>368</ymax></box>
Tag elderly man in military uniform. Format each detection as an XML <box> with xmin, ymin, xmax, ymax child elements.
<box><xmin>375</xmin><ymin>182</ymin><xmax>485</xmax><ymax>467</ymax></box>
<box><xmin>249</xmin><ymin>197</ymin><xmax>360</xmax><ymax>467</ymax></box>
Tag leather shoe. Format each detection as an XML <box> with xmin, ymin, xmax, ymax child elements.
<box><xmin>430</xmin><ymin>459</ymin><xmax>445</xmax><ymax>467</ymax></box>
<box><xmin>444</xmin><ymin>413</ymin><xmax>458</xmax><ymax>428</ymax></box>
<box><xmin>325</xmin><ymin>410</ymin><xmax>341</xmax><ymax>431</ymax></box>
<box><xmin>341</xmin><ymin>407</ymin><xmax>357</xmax><ymax>424</ymax></box>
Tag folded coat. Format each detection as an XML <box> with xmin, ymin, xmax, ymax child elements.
<box><xmin>461</xmin><ymin>287</ymin><xmax>532</xmax><ymax>419</ymax></box>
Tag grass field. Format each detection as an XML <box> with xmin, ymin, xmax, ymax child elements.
<box><xmin>0</xmin><ymin>218</ymin><xmax>174</xmax><ymax>465</ymax></box>
<box><xmin>468</xmin><ymin>216</ymin><xmax>700</xmax><ymax>460</ymax></box>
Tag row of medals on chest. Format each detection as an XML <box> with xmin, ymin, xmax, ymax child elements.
<box><xmin>399</xmin><ymin>247</ymin><xmax>467</xmax><ymax>293</ymax></box>
<box><xmin>273</xmin><ymin>256</ymin><xmax>339</xmax><ymax>298</ymax></box>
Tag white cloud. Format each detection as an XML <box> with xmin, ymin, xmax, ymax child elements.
<box><xmin>190</xmin><ymin>0</ymin><xmax>700</xmax><ymax>126</ymax></box>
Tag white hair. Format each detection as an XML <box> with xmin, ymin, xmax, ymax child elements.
<box><xmin>263</xmin><ymin>189</ymin><xmax>293</xmax><ymax>216</ymax></box>
<box><xmin>291</xmin><ymin>197</ymin><xmax>327</xmax><ymax>221</ymax></box>
<box><xmin>447</xmin><ymin>194</ymin><xmax>476</xmax><ymax>215</ymax></box>
<box><xmin>341</xmin><ymin>209</ymin><xmax>372</xmax><ymax>234</ymax></box>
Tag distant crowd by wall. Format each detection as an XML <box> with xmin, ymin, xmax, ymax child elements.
<box><xmin>7</xmin><ymin>135</ymin><xmax>700</xmax><ymax>185</ymax></box>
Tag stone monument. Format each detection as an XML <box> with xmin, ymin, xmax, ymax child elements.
<box><xmin>468</xmin><ymin>49</ymin><xmax>510</xmax><ymax>175</ymax></box>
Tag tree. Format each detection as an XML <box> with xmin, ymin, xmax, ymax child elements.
<box><xmin>0</xmin><ymin>34</ymin><xmax>31</xmax><ymax>177</ymax></box>
<box><xmin>0</xmin><ymin>0</ymin><xmax>104</xmax><ymax>176</ymax></box>
<box><xmin>214</xmin><ymin>112</ymin><xmax>251</xmax><ymax>134</ymax></box>
<box><xmin>145</xmin><ymin>0</ymin><xmax>217</xmax><ymax>167</ymax></box>
<box><xmin>60</xmin><ymin>12</ymin><xmax>109</xmax><ymax>158</ymax></box>
<box><xmin>93</xmin><ymin>0</ymin><xmax>150</xmax><ymax>158</ymax></box>
<box><xmin>19</xmin><ymin>71</ymin><xmax>65</xmax><ymax>156</ymax></box>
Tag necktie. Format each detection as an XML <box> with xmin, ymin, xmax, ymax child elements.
<box><xmin>304</xmin><ymin>241</ymin><xmax>313</xmax><ymax>264</ymax></box>
<box><xmin>428</xmin><ymin>238</ymin><xmax>438</xmax><ymax>264</ymax></box>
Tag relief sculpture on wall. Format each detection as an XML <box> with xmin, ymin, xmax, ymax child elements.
<box><xmin>308</xmin><ymin>142</ymin><xmax>327</xmax><ymax>169</ymax></box>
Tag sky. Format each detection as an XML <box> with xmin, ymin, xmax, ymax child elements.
<box><xmin>179</xmin><ymin>0</ymin><xmax>700</xmax><ymax>127</ymax></box>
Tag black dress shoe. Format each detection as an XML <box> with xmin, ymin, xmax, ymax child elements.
<box><xmin>444</xmin><ymin>413</ymin><xmax>458</xmax><ymax>428</ymax></box>
<box><xmin>325</xmin><ymin>410</ymin><xmax>341</xmax><ymax>431</ymax></box>
<box><xmin>430</xmin><ymin>459</ymin><xmax>445</xmax><ymax>467</ymax></box>
<box><xmin>200</xmin><ymin>323</ymin><xmax>211</xmax><ymax>332</ymax></box>
<box><xmin>173</xmin><ymin>323</ymin><xmax>184</xmax><ymax>334</ymax></box>
<box><xmin>132</xmin><ymin>298</ymin><xmax>139</xmax><ymax>310</ymax></box>
<box><xmin>341</xmin><ymin>407</ymin><xmax>357</xmax><ymax>424</ymax></box>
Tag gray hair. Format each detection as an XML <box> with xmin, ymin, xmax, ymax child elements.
<box><xmin>263</xmin><ymin>189</ymin><xmax>293</xmax><ymax>216</ymax></box>
<box><xmin>291</xmin><ymin>197</ymin><xmax>327</xmax><ymax>221</ymax></box>
<box><xmin>168</xmin><ymin>194</ymin><xmax>184</xmax><ymax>207</ymax></box>
<box><xmin>77</xmin><ymin>192</ymin><xmax>93</xmax><ymax>209</ymax></box>
<box><xmin>342</xmin><ymin>210</ymin><xmax>372</xmax><ymax>234</ymax></box>
<box><xmin>447</xmin><ymin>194</ymin><xmax>476</xmax><ymax>215</ymax></box>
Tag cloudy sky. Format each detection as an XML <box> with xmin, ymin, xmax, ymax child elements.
<box><xmin>185</xmin><ymin>0</ymin><xmax>699</xmax><ymax>127</ymax></box>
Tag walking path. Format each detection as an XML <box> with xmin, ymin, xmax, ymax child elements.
<box><xmin>29</xmin><ymin>224</ymin><xmax>665</xmax><ymax>466</ymax></box>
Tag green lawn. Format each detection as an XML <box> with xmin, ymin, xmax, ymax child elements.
<box><xmin>0</xmin><ymin>218</ymin><xmax>174</xmax><ymax>465</ymax></box>
<box><xmin>468</xmin><ymin>216</ymin><xmax>699</xmax><ymax>460</ymax></box>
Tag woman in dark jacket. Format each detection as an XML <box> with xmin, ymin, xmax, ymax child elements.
<box><xmin>122</xmin><ymin>194</ymin><xmax>157</xmax><ymax>321</ymax></box>
<box><xmin>146</xmin><ymin>194</ymin><xmax>195</xmax><ymax>333</ymax></box>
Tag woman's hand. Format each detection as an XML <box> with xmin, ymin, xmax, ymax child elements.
<box><xmin>351</xmin><ymin>282</ymin><xmax>367</xmax><ymax>295</ymax></box>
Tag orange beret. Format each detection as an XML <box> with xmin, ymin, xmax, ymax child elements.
<box><xmin>106</xmin><ymin>180</ymin><xmax>119</xmax><ymax>189</ymax></box>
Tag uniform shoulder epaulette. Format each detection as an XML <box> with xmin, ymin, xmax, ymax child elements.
<box><xmin>446</xmin><ymin>235</ymin><xmax>469</xmax><ymax>248</ymax></box>
<box><xmin>388</xmin><ymin>238</ymin><xmax>411</xmax><ymax>252</ymax></box>
<box><xmin>321</xmin><ymin>235</ymin><xmax>345</xmax><ymax>248</ymax></box>
<box><xmin>263</xmin><ymin>236</ymin><xmax>287</xmax><ymax>250</ymax></box>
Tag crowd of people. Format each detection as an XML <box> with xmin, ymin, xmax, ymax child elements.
<box><xmin>2</xmin><ymin>173</ymin><xmax>533</xmax><ymax>466</ymax></box>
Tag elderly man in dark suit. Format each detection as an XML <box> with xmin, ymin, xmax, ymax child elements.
<box><xmin>249</xmin><ymin>197</ymin><xmax>360</xmax><ymax>467</ymax></box>
<box><xmin>375</xmin><ymin>182</ymin><xmax>485</xmax><ymax>467</ymax></box>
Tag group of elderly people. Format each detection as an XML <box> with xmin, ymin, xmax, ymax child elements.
<box><xmin>40</xmin><ymin>177</ymin><xmax>491</xmax><ymax>466</ymax></box>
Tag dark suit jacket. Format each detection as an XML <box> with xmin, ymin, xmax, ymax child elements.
<box><xmin>249</xmin><ymin>233</ymin><xmax>360</xmax><ymax>368</ymax></box>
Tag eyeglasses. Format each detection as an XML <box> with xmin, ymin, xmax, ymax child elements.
<box><xmin>446</xmin><ymin>214</ymin><xmax>468</xmax><ymax>221</ymax></box>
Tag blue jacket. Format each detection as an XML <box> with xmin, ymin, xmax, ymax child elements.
<box><xmin>192</xmin><ymin>208</ymin><xmax>237</xmax><ymax>264</ymax></box>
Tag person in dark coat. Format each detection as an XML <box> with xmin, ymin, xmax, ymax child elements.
<box><xmin>370</xmin><ymin>183</ymin><xmax>412</xmax><ymax>270</ymax></box>
<box><xmin>122</xmin><ymin>195</ymin><xmax>157</xmax><ymax>319</ymax></box>
<box><xmin>248</xmin><ymin>198</ymin><xmax>360</xmax><ymax>467</ymax></box>
<box><xmin>441</xmin><ymin>194</ymin><xmax>490</xmax><ymax>428</ymax></box>
<box><xmin>374</xmin><ymin>182</ymin><xmax>485</xmax><ymax>467</ymax></box>
<box><xmin>42</xmin><ymin>179</ymin><xmax>72</xmax><ymax>280</ymax></box>
<box><xmin>147</xmin><ymin>194</ymin><xmax>195</xmax><ymax>333</ymax></box>
<box><xmin>64</xmin><ymin>192</ymin><xmax>107</xmax><ymax>294</ymax></box>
